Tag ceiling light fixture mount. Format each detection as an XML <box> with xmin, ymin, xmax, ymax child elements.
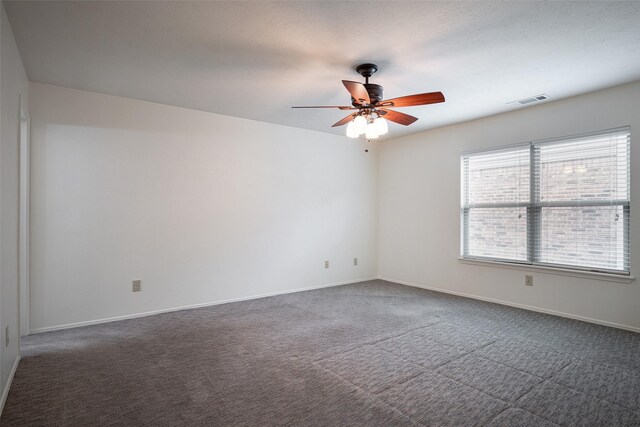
<box><xmin>292</xmin><ymin>63</ymin><xmax>445</xmax><ymax>141</ymax></box>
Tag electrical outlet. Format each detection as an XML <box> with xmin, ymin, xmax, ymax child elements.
<box><xmin>353</xmin><ymin>257</ymin><xmax>358</xmax><ymax>266</ymax></box>
<box><xmin>5</xmin><ymin>326</ymin><xmax>9</xmax><ymax>347</ymax></box>
<box><xmin>132</xmin><ymin>280</ymin><xmax>141</xmax><ymax>292</ymax></box>
<box><xmin>324</xmin><ymin>260</ymin><xmax>329</xmax><ymax>269</ymax></box>
<box><xmin>525</xmin><ymin>275</ymin><xmax>533</xmax><ymax>287</ymax></box>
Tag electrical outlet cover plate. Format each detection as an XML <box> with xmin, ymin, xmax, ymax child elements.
<box><xmin>132</xmin><ymin>280</ymin><xmax>141</xmax><ymax>292</ymax></box>
<box><xmin>324</xmin><ymin>260</ymin><xmax>329</xmax><ymax>269</ymax></box>
<box><xmin>525</xmin><ymin>275</ymin><xmax>533</xmax><ymax>287</ymax></box>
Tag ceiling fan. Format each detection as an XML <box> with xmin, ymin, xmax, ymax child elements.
<box><xmin>292</xmin><ymin>63</ymin><xmax>445</xmax><ymax>140</ymax></box>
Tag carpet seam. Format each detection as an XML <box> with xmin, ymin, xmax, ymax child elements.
<box><xmin>470</xmin><ymin>352</ymin><xmax>550</xmax><ymax>381</ymax></box>
<box><xmin>513</xmin><ymin>378</ymin><xmax>640</xmax><ymax>425</ymax></box>
<box><xmin>481</xmin><ymin>406</ymin><xmax>513</xmax><ymax>426</ymax></box>
<box><xmin>313</xmin><ymin>343</ymin><xmax>428</xmax><ymax>396</ymax></box>
<box><xmin>428</xmin><ymin>368</ymin><xmax>564</xmax><ymax>427</ymax></box>
<box><xmin>311</xmin><ymin>363</ymin><xmax>427</xmax><ymax>427</ymax></box>
<box><xmin>376</xmin><ymin>341</ymin><xmax>473</xmax><ymax>371</ymax></box>
<box><xmin>429</xmin><ymin>338</ymin><xmax>552</xmax><ymax>407</ymax></box>
<box><xmin>544</xmin><ymin>365</ymin><xmax>640</xmax><ymax>416</ymax></box>
<box><xmin>308</xmin><ymin>320</ymin><xmax>446</xmax><ymax>364</ymax></box>
<box><xmin>439</xmin><ymin>351</ymin><xmax>549</xmax><ymax>402</ymax></box>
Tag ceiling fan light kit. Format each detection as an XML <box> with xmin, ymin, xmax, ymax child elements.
<box><xmin>292</xmin><ymin>63</ymin><xmax>445</xmax><ymax>141</ymax></box>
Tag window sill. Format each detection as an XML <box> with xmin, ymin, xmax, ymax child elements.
<box><xmin>457</xmin><ymin>258</ymin><xmax>635</xmax><ymax>284</ymax></box>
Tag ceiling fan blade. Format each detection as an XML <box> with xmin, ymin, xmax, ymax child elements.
<box><xmin>292</xmin><ymin>105</ymin><xmax>355</xmax><ymax>110</ymax></box>
<box><xmin>332</xmin><ymin>113</ymin><xmax>356</xmax><ymax>127</ymax></box>
<box><xmin>378</xmin><ymin>91</ymin><xmax>445</xmax><ymax>108</ymax></box>
<box><xmin>342</xmin><ymin>80</ymin><xmax>370</xmax><ymax>105</ymax></box>
<box><xmin>378</xmin><ymin>109</ymin><xmax>418</xmax><ymax>126</ymax></box>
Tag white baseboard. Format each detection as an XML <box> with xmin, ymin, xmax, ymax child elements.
<box><xmin>378</xmin><ymin>276</ymin><xmax>640</xmax><ymax>333</ymax></box>
<box><xmin>0</xmin><ymin>355</ymin><xmax>20</xmax><ymax>415</ymax></box>
<box><xmin>29</xmin><ymin>277</ymin><xmax>378</xmax><ymax>334</ymax></box>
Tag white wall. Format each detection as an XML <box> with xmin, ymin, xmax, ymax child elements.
<box><xmin>24</xmin><ymin>63</ymin><xmax>640</xmax><ymax>335</ymax></box>
<box><xmin>0</xmin><ymin>2</ymin><xmax>29</xmax><ymax>408</ymax></box>
<box><xmin>378</xmin><ymin>81</ymin><xmax>640</xmax><ymax>331</ymax></box>
<box><xmin>29</xmin><ymin>82</ymin><xmax>378</xmax><ymax>332</ymax></box>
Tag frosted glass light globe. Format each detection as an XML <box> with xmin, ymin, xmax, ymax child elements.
<box><xmin>353</xmin><ymin>115</ymin><xmax>367</xmax><ymax>135</ymax></box>
<box><xmin>345</xmin><ymin>121</ymin><xmax>359</xmax><ymax>138</ymax></box>
<box><xmin>373</xmin><ymin>117</ymin><xmax>388</xmax><ymax>135</ymax></box>
<box><xmin>365</xmin><ymin>123</ymin><xmax>379</xmax><ymax>139</ymax></box>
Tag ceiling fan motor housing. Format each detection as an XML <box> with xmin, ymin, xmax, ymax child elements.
<box><xmin>364</xmin><ymin>83</ymin><xmax>383</xmax><ymax>104</ymax></box>
<box><xmin>351</xmin><ymin>83</ymin><xmax>383</xmax><ymax>106</ymax></box>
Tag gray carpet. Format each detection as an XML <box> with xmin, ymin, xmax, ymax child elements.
<box><xmin>2</xmin><ymin>279</ymin><xmax>640</xmax><ymax>426</ymax></box>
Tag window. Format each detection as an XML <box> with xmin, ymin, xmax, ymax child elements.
<box><xmin>461</xmin><ymin>127</ymin><xmax>630</xmax><ymax>275</ymax></box>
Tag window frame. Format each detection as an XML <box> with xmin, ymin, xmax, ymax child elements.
<box><xmin>460</xmin><ymin>127</ymin><xmax>631</xmax><ymax>276</ymax></box>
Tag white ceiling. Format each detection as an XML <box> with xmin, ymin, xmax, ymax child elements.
<box><xmin>5</xmin><ymin>1</ymin><xmax>640</xmax><ymax>138</ymax></box>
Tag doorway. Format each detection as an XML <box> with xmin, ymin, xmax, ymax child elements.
<box><xmin>19</xmin><ymin>100</ymin><xmax>30</xmax><ymax>337</ymax></box>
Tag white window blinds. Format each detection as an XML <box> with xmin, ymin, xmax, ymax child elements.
<box><xmin>461</xmin><ymin>127</ymin><xmax>630</xmax><ymax>274</ymax></box>
<box><xmin>461</xmin><ymin>146</ymin><xmax>530</xmax><ymax>262</ymax></box>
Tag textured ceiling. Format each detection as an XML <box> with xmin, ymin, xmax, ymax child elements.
<box><xmin>5</xmin><ymin>1</ymin><xmax>640</xmax><ymax>138</ymax></box>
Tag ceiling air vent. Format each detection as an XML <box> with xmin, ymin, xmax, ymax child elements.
<box><xmin>508</xmin><ymin>94</ymin><xmax>550</xmax><ymax>106</ymax></box>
